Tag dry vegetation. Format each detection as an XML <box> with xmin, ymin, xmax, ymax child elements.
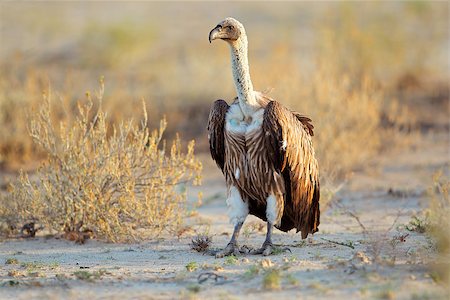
<box><xmin>0</xmin><ymin>79</ymin><xmax>201</xmax><ymax>242</ymax></box>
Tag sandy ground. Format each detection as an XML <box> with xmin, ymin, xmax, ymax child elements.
<box><xmin>0</xmin><ymin>131</ymin><xmax>448</xmax><ymax>300</ymax></box>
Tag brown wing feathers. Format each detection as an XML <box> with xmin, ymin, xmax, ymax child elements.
<box><xmin>294</xmin><ymin>113</ymin><xmax>315</xmax><ymax>136</ymax></box>
<box><xmin>207</xmin><ymin>100</ymin><xmax>229</xmax><ymax>172</ymax></box>
<box><xmin>263</xmin><ymin>101</ymin><xmax>320</xmax><ymax>238</ymax></box>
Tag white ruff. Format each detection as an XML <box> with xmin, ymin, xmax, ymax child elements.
<box><xmin>227</xmin><ymin>186</ymin><xmax>249</xmax><ymax>225</ymax></box>
<box><xmin>246</xmin><ymin>108</ymin><xmax>264</xmax><ymax>132</ymax></box>
<box><xmin>225</xmin><ymin>101</ymin><xmax>264</xmax><ymax>134</ymax></box>
<box><xmin>266</xmin><ymin>194</ymin><xmax>278</xmax><ymax>225</ymax></box>
<box><xmin>225</xmin><ymin>103</ymin><xmax>245</xmax><ymax>133</ymax></box>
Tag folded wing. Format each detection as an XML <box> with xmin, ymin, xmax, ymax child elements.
<box><xmin>207</xmin><ymin>99</ymin><xmax>229</xmax><ymax>172</ymax></box>
<box><xmin>262</xmin><ymin>101</ymin><xmax>320</xmax><ymax>238</ymax></box>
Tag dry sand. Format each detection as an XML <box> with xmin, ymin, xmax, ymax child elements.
<box><xmin>0</xmin><ymin>132</ymin><xmax>448</xmax><ymax>299</ymax></box>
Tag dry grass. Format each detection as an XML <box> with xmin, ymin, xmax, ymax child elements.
<box><xmin>0</xmin><ymin>80</ymin><xmax>202</xmax><ymax>242</ymax></box>
<box><xmin>262</xmin><ymin>268</ymin><xmax>281</xmax><ymax>290</ymax></box>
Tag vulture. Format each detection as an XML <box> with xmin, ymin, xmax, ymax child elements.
<box><xmin>208</xmin><ymin>17</ymin><xmax>320</xmax><ymax>257</ymax></box>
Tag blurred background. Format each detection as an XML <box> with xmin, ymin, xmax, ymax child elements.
<box><xmin>0</xmin><ymin>1</ymin><xmax>448</xmax><ymax>179</ymax></box>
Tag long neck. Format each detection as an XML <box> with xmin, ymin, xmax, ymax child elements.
<box><xmin>229</xmin><ymin>38</ymin><xmax>257</xmax><ymax>117</ymax></box>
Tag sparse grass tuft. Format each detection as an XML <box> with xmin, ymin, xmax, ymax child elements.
<box><xmin>186</xmin><ymin>284</ymin><xmax>201</xmax><ymax>293</ymax></box>
<box><xmin>73</xmin><ymin>269</ymin><xmax>107</xmax><ymax>281</ymax></box>
<box><xmin>28</xmin><ymin>271</ymin><xmax>45</xmax><ymax>278</ymax></box>
<box><xmin>285</xmin><ymin>273</ymin><xmax>299</xmax><ymax>286</ymax></box>
<box><xmin>0</xmin><ymin>80</ymin><xmax>202</xmax><ymax>242</ymax></box>
<box><xmin>262</xmin><ymin>268</ymin><xmax>281</xmax><ymax>290</ymax></box>
<box><xmin>224</xmin><ymin>255</ymin><xmax>238</xmax><ymax>266</ymax></box>
<box><xmin>5</xmin><ymin>280</ymin><xmax>20</xmax><ymax>286</ymax></box>
<box><xmin>7</xmin><ymin>270</ymin><xmax>21</xmax><ymax>277</ymax></box>
<box><xmin>5</xmin><ymin>258</ymin><xmax>19</xmax><ymax>265</ymax></box>
<box><xmin>21</xmin><ymin>261</ymin><xmax>45</xmax><ymax>271</ymax></box>
<box><xmin>185</xmin><ymin>261</ymin><xmax>198</xmax><ymax>272</ymax></box>
<box><xmin>376</xmin><ymin>286</ymin><xmax>395</xmax><ymax>300</ymax></box>
<box><xmin>405</xmin><ymin>215</ymin><xmax>429</xmax><ymax>233</ymax></box>
<box><xmin>244</xmin><ymin>260</ymin><xmax>298</xmax><ymax>289</ymax></box>
<box><xmin>243</xmin><ymin>265</ymin><xmax>261</xmax><ymax>280</ymax></box>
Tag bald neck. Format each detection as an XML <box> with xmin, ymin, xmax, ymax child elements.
<box><xmin>229</xmin><ymin>38</ymin><xmax>258</xmax><ymax>118</ymax></box>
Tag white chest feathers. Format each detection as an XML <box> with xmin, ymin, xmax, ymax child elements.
<box><xmin>225</xmin><ymin>103</ymin><xmax>264</xmax><ymax>134</ymax></box>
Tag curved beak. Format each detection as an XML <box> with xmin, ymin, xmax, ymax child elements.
<box><xmin>209</xmin><ymin>25</ymin><xmax>222</xmax><ymax>43</ymax></box>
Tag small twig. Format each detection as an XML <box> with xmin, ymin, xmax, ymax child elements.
<box><xmin>386</xmin><ymin>208</ymin><xmax>404</xmax><ymax>233</ymax></box>
<box><xmin>321</xmin><ymin>237</ymin><xmax>355</xmax><ymax>249</ymax></box>
<box><xmin>345</xmin><ymin>210</ymin><xmax>367</xmax><ymax>233</ymax></box>
<box><xmin>335</xmin><ymin>201</ymin><xmax>367</xmax><ymax>234</ymax></box>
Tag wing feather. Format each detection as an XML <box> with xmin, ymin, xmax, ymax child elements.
<box><xmin>262</xmin><ymin>101</ymin><xmax>320</xmax><ymax>238</ymax></box>
<box><xmin>207</xmin><ymin>99</ymin><xmax>229</xmax><ymax>172</ymax></box>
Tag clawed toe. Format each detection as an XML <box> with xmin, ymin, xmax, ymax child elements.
<box><xmin>215</xmin><ymin>242</ymin><xmax>240</xmax><ymax>258</ymax></box>
<box><xmin>251</xmin><ymin>242</ymin><xmax>291</xmax><ymax>256</ymax></box>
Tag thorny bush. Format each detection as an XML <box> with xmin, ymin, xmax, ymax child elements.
<box><xmin>0</xmin><ymin>80</ymin><xmax>202</xmax><ymax>242</ymax></box>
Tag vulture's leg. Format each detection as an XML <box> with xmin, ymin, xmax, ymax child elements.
<box><xmin>251</xmin><ymin>222</ymin><xmax>274</xmax><ymax>255</ymax></box>
<box><xmin>215</xmin><ymin>186</ymin><xmax>249</xmax><ymax>258</ymax></box>
<box><xmin>251</xmin><ymin>222</ymin><xmax>291</xmax><ymax>255</ymax></box>
<box><xmin>215</xmin><ymin>221</ymin><xmax>244</xmax><ymax>258</ymax></box>
<box><xmin>251</xmin><ymin>194</ymin><xmax>291</xmax><ymax>256</ymax></box>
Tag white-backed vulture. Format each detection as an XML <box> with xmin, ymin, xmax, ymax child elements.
<box><xmin>208</xmin><ymin>17</ymin><xmax>320</xmax><ymax>257</ymax></box>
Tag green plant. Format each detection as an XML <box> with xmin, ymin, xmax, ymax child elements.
<box><xmin>73</xmin><ymin>269</ymin><xmax>107</xmax><ymax>281</ymax></box>
<box><xmin>262</xmin><ymin>268</ymin><xmax>281</xmax><ymax>290</ymax></box>
<box><xmin>243</xmin><ymin>265</ymin><xmax>261</xmax><ymax>280</ymax></box>
<box><xmin>27</xmin><ymin>271</ymin><xmax>45</xmax><ymax>278</ymax></box>
<box><xmin>285</xmin><ymin>273</ymin><xmax>299</xmax><ymax>286</ymax></box>
<box><xmin>1</xmin><ymin>80</ymin><xmax>202</xmax><ymax>242</ymax></box>
<box><xmin>5</xmin><ymin>280</ymin><xmax>19</xmax><ymax>286</ymax></box>
<box><xmin>376</xmin><ymin>286</ymin><xmax>395</xmax><ymax>299</ymax></box>
<box><xmin>224</xmin><ymin>255</ymin><xmax>238</xmax><ymax>266</ymax></box>
<box><xmin>185</xmin><ymin>261</ymin><xmax>198</xmax><ymax>272</ymax></box>
<box><xmin>21</xmin><ymin>261</ymin><xmax>44</xmax><ymax>271</ymax></box>
<box><xmin>5</xmin><ymin>258</ymin><xmax>19</xmax><ymax>265</ymax></box>
<box><xmin>186</xmin><ymin>284</ymin><xmax>200</xmax><ymax>293</ymax></box>
<box><xmin>406</xmin><ymin>215</ymin><xmax>429</xmax><ymax>233</ymax></box>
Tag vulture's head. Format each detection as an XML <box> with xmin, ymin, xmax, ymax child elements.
<box><xmin>209</xmin><ymin>17</ymin><xmax>246</xmax><ymax>44</ymax></box>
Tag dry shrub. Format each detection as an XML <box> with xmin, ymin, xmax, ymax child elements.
<box><xmin>0</xmin><ymin>80</ymin><xmax>202</xmax><ymax>242</ymax></box>
<box><xmin>190</xmin><ymin>234</ymin><xmax>212</xmax><ymax>253</ymax></box>
<box><xmin>428</xmin><ymin>172</ymin><xmax>450</xmax><ymax>288</ymax></box>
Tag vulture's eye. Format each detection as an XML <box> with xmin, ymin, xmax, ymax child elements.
<box><xmin>225</xmin><ymin>25</ymin><xmax>233</xmax><ymax>30</ymax></box>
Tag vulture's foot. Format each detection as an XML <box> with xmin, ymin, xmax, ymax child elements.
<box><xmin>251</xmin><ymin>242</ymin><xmax>291</xmax><ymax>256</ymax></box>
<box><xmin>213</xmin><ymin>243</ymin><xmax>253</xmax><ymax>258</ymax></box>
<box><xmin>215</xmin><ymin>242</ymin><xmax>240</xmax><ymax>258</ymax></box>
